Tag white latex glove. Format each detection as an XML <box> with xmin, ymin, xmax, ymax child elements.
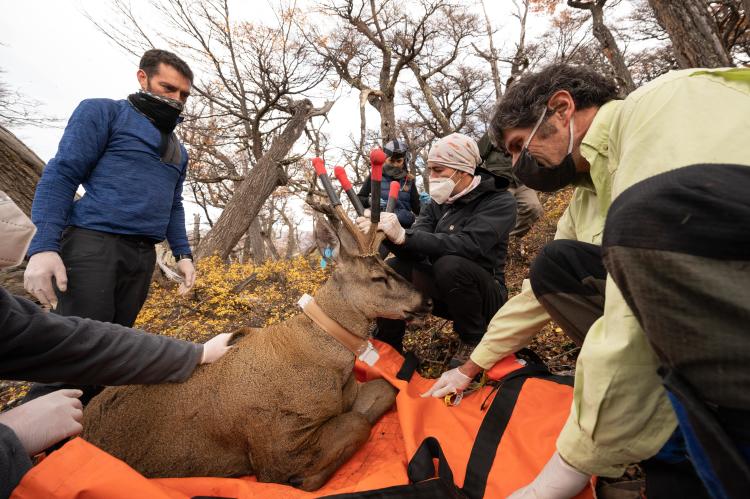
<box><xmin>507</xmin><ymin>452</ymin><xmax>590</xmax><ymax>499</ymax></box>
<box><xmin>24</xmin><ymin>251</ymin><xmax>68</xmax><ymax>309</ymax></box>
<box><xmin>378</xmin><ymin>212</ymin><xmax>406</xmax><ymax>245</ymax></box>
<box><xmin>0</xmin><ymin>389</ymin><xmax>83</xmax><ymax>456</ymax></box>
<box><xmin>421</xmin><ymin>366</ymin><xmax>472</xmax><ymax>398</ymax></box>
<box><xmin>355</xmin><ymin>208</ymin><xmax>372</xmax><ymax>234</ymax></box>
<box><xmin>176</xmin><ymin>258</ymin><xmax>196</xmax><ymax>295</ymax></box>
<box><xmin>200</xmin><ymin>333</ymin><xmax>234</xmax><ymax>364</ymax></box>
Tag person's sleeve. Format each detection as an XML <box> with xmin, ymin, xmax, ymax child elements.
<box><xmin>28</xmin><ymin>100</ymin><xmax>112</xmax><ymax>255</ymax></box>
<box><xmin>384</xmin><ymin>202</ymin><xmax>439</xmax><ymax>260</ymax></box>
<box><xmin>470</xmin><ymin>279</ymin><xmax>552</xmax><ymax>369</ymax></box>
<box><xmin>0</xmin><ymin>287</ymin><xmax>203</xmax><ymax>386</ymax></box>
<box><xmin>356</xmin><ymin>174</ymin><xmax>372</xmax><ymax>209</ymax></box>
<box><xmin>0</xmin><ymin>423</ymin><xmax>33</xmax><ymax>499</ymax></box>
<box><xmin>555</xmin><ymin>277</ymin><xmax>677</xmax><ymax>477</ymax></box>
<box><xmin>555</xmin><ymin>204</ymin><xmax>577</xmax><ymax>240</ymax></box>
<box><xmin>400</xmin><ymin>192</ymin><xmax>516</xmax><ymax>261</ymax></box>
<box><xmin>166</xmin><ymin>149</ymin><xmax>191</xmax><ymax>257</ymax></box>
<box><xmin>409</xmin><ymin>180</ymin><xmax>421</xmax><ymax>215</ymax></box>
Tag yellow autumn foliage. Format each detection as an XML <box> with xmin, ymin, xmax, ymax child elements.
<box><xmin>135</xmin><ymin>255</ymin><xmax>328</xmax><ymax>342</ymax></box>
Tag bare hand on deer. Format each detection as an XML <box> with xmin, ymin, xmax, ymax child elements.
<box><xmin>176</xmin><ymin>258</ymin><xmax>196</xmax><ymax>295</ymax></box>
<box><xmin>200</xmin><ymin>332</ymin><xmax>234</xmax><ymax>364</ymax></box>
<box><xmin>0</xmin><ymin>389</ymin><xmax>83</xmax><ymax>456</ymax></box>
<box><xmin>24</xmin><ymin>251</ymin><xmax>68</xmax><ymax>309</ymax></box>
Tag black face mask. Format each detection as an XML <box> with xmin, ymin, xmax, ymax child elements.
<box><xmin>513</xmin><ymin>109</ymin><xmax>577</xmax><ymax>193</ymax></box>
<box><xmin>127</xmin><ymin>90</ymin><xmax>183</xmax><ymax>134</ymax></box>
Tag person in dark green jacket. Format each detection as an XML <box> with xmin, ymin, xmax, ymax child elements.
<box><xmin>478</xmin><ymin>132</ymin><xmax>542</xmax><ymax>239</ymax></box>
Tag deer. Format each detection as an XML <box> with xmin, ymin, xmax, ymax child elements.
<box><xmin>81</xmin><ymin>202</ymin><xmax>431</xmax><ymax>491</ymax></box>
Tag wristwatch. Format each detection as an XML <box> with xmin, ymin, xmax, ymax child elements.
<box><xmin>175</xmin><ymin>253</ymin><xmax>193</xmax><ymax>262</ymax></box>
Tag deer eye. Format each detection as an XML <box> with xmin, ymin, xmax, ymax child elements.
<box><xmin>371</xmin><ymin>275</ymin><xmax>388</xmax><ymax>285</ymax></box>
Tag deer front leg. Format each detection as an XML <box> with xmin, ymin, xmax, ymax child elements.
<box><xmin>351</xmin><ymin>379</ymin><xmax>397</xmax><ymax>425</ymax></box>
<box><xmin>291</xmin><ymin>411</ymin><xmax>371</xmax><ymax>491</ymax></box>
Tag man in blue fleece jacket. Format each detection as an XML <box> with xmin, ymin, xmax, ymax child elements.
<box><xmin>22</xmin><ymin>49</ymin><xmax>196</xmax><ymax>403</ymax></box>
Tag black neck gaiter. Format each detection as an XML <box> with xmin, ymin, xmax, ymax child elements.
<box><xmin>127</xmin><ymin>90</ymin><xmax>183</xmax><ymax>134</ymax></box>
<box><xmin>384</xmin><ymin>163</ymin><xmax>407</xmax><ymax>180</ymax></box>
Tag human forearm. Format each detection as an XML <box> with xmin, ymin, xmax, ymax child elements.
<box><xmin>0</xmin><ymin>423</ymin><xmax>33</xmax><ymax>499</ymax></box>
<box><xmin>0</xmin><ymin>288</ymin><xmax>202</xmax><ymax>386</ymax></box>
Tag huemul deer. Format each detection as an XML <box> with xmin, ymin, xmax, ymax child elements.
<box><xmin>82</xmin><ymin>213</ymin><xmax>431</xmax><ymax>491</ymax></box>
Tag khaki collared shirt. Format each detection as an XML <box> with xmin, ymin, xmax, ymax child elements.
<box><xmin>557</xmin><ymin>68</ymin><xmax>750</xmax><ymax>477</ymax></box>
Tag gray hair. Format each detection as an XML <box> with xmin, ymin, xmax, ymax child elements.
<box><xmin>489</xmin><ymin>63</ymin><xmax>619</xmax><ymax>148</ymax></box>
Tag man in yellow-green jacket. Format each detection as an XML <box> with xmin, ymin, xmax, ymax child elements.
<box><xmin>437</xmin><ymin>64</ymin><xmax>750</xmax><ymax>498</ymax></box>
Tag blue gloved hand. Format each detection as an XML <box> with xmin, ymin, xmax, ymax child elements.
<box><xmin>419</xmin><ymin>192</ymin><xmax>431</xmax><ymax>204</ymax></box>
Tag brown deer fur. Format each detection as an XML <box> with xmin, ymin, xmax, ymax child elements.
<box><xmin>82</xmin><ymin>215</ymin><xmax>431</xmax><ymax>491</ymax></box>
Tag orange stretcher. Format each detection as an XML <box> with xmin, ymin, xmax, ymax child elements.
<box><xmin>12</xmin><ymin>342</ymin><xmax>593</xmax><ymax>499</ymax></box>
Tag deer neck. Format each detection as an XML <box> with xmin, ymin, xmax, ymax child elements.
<box><xmin>311</xmin><ymin>281</ymin><xmax>371</xmax><ymax>341</ymax></box>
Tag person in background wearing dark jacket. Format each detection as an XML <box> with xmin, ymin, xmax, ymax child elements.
<box><xmin>478</xmin><ymin>132</ymin><xmax>542</xmax><ymax>240</ymax></box>
<box><xmin>22</xmin><ymin>49</ymin><xmax>196</xmax><ymax>404</ymax></box>
<box><xmin>357</xmin><ymin>139</ymin><xmax>421</xmax><ymax>228</ymax></box>
<box><xmin>356</xmin><ymin>133</ymin><xmax>517</xmax><ymax>365</ymax></box>
<box><xmin>0</xmin><ymin>191</ymin><xmax>232</xmax><ymax>499</ymax></box>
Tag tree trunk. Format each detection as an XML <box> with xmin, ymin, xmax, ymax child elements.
<box><xmin>194</xmin><ymin>100</ymin><xmax>313</xmax><ymax>260</ymax></box>
<box><xmin>243</xmin><ymin>217</ymin><xmax>266</xmax><ymax>263</ymax></box>
<box><xmin>379</xmin><ymin>94</ymin><xmax>398</xmax><ymax>143</ymax></box>
<box><xmin>481</xmin><ymin>0</ymin><xmax>502</xmax><ymax>100</ymax></box>
<box><xmin>0</xmin><ymin>125</ymin><xmax>44</xmax><ymax>216</ymax></box>
<box><xmin>588</xmin><ymin>3</ymin><xmax>636</xmax><ymax>93</ymax></box>
<box><xmin>192</xmin><ymin>213</ymin><xmax>201</xmax><ymax>246</ymax></box>
<box><xmin>648</xmin><ymin>0</ymin><xmax>733</xmax><ymax>68</ymax></box>
<box><xmin>0</xmin><ymin>126</ymin><xmax>45</xmax><ymax>297</ymax></box>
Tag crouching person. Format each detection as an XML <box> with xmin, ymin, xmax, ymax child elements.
<box><xmin>357</xmin><ymin>133</ymin><xmax>516</xmax><ymax>366</ymax></box>
<box><xmin>0</xmin><ymin>191</ymin><xmax>232</xmax><ymax>498</ymax></box>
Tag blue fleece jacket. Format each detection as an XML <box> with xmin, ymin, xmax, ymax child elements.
<box><xmin>28</xmin><ymin>98</ymin><xmax>190</xmax><ymax>256</ymax></box>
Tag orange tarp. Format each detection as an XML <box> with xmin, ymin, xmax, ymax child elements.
<box><xmin>12</xmin><ymin>342</ymin><xmax>592</xmax><ymax>498</ymax></box>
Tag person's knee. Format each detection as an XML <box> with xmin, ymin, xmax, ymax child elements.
<box><xmin>530</xmin><ymin>240</ymin><xmax>578</xmax><ymax>287</ymax></box>
<box><xmin>432</xmin><ymin>255</ymin><xmax>470</xmax><ymax>286</ymax></box>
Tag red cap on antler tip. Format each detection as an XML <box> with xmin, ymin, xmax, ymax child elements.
<box><xmin>312</xmin><ymin>157</ymin><xmax>327</xmax><ymax>176</ymax></box>
<box><xmin>389</xmin><ymin>181</ymin><xmax>400</xmax><ymax>199</ymax></box>
<box><xmin>333</xmin><ymin>166</ymin><xmax>353</xmax><ymax>191</ymax></box>
<box><xmin>370</xmin><ymin>148</ymin><xmax>385</xmax><ymax>181</ymax></box>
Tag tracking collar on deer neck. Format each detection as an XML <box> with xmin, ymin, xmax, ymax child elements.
<box><xmin>297</xmin><ymin>294</ymin><xmax>380</xmax><ymax>366</ymax></box>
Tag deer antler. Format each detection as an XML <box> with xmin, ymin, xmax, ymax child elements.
<box><xmin>311</xmin><ymin>157</ymin><xmax>370</xmax><ymax>254</ymax></box>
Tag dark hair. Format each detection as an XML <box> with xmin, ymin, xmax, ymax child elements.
<box><xmin>489</xmin><ymin>63</ymin><xmax>619</xmax><ymax>147</ymax></box>
<box><xmin>139</xmin><ymin>49</ymin><xmax>194</xmax><ymax>83</ymax></box>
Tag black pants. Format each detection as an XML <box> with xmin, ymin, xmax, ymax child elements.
<box><xmin>528</xmin><ymin>240</ymin><xmax>606</xmax><ymax>346</ymax></box>
<box><xmin>375</xmin><ymin>255</ymin><xmax>505</xmax><ymax>352</ymax></box>
<box><xmin>25</xmin><ymin>227</ymin><xmax>157</xmax><ymax>405</ymax></box>
<box><xmin>603</xmin><ymin>164</ymin><xmax>750</xmax><ymax>498</ymax></box>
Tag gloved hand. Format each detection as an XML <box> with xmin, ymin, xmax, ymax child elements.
<box><xmin>419</xmin><ymin>191</ymin><xmax>431</xmax><ymax>204</ymax></box>
<box><xmin>507</xmin><ymin>452</ymin><xmax>590</xmax><ymax>499</ymax></box>
<box><xmin>200</xmin><ymin>332</ymin><xmax>234</xmax><ymax>364</ymax></box>
<box><xmin>355</xmin><ymin>209</ymin><xmax>373</xmax><ymax>234</ymax></box>
<box><xmin>24</xmin><ymin>251</ymin><xmax>68</xmax><ymax>309</ymax></box>
<box><xmin>0</xmin><ymin>389</ymin><xmax>83</xmax><ymax>456</ymax></box>
<box><xmin>421</xmin><ymin>366</ymin><xmax>472</xmax><ymax>398</ymax></box>
<box><xmin>176</xmin><ymin>258</ymin><xmax>196</xmax><ymax>296</ymax></box>
<box><xmin>378</xmin><ymin>212</ymin><xmax>406</xmax><ymax>244</ymax></box>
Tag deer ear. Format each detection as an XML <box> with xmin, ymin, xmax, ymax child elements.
<box><xmin>314</xmin><ymin>214</ymin><xmax>342</xmax><ymax>260</ymax></box>
<box><xmin>335</xmin><ymin>222</ymin><xmax>361</xmax><ymax>257</ymax></box>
